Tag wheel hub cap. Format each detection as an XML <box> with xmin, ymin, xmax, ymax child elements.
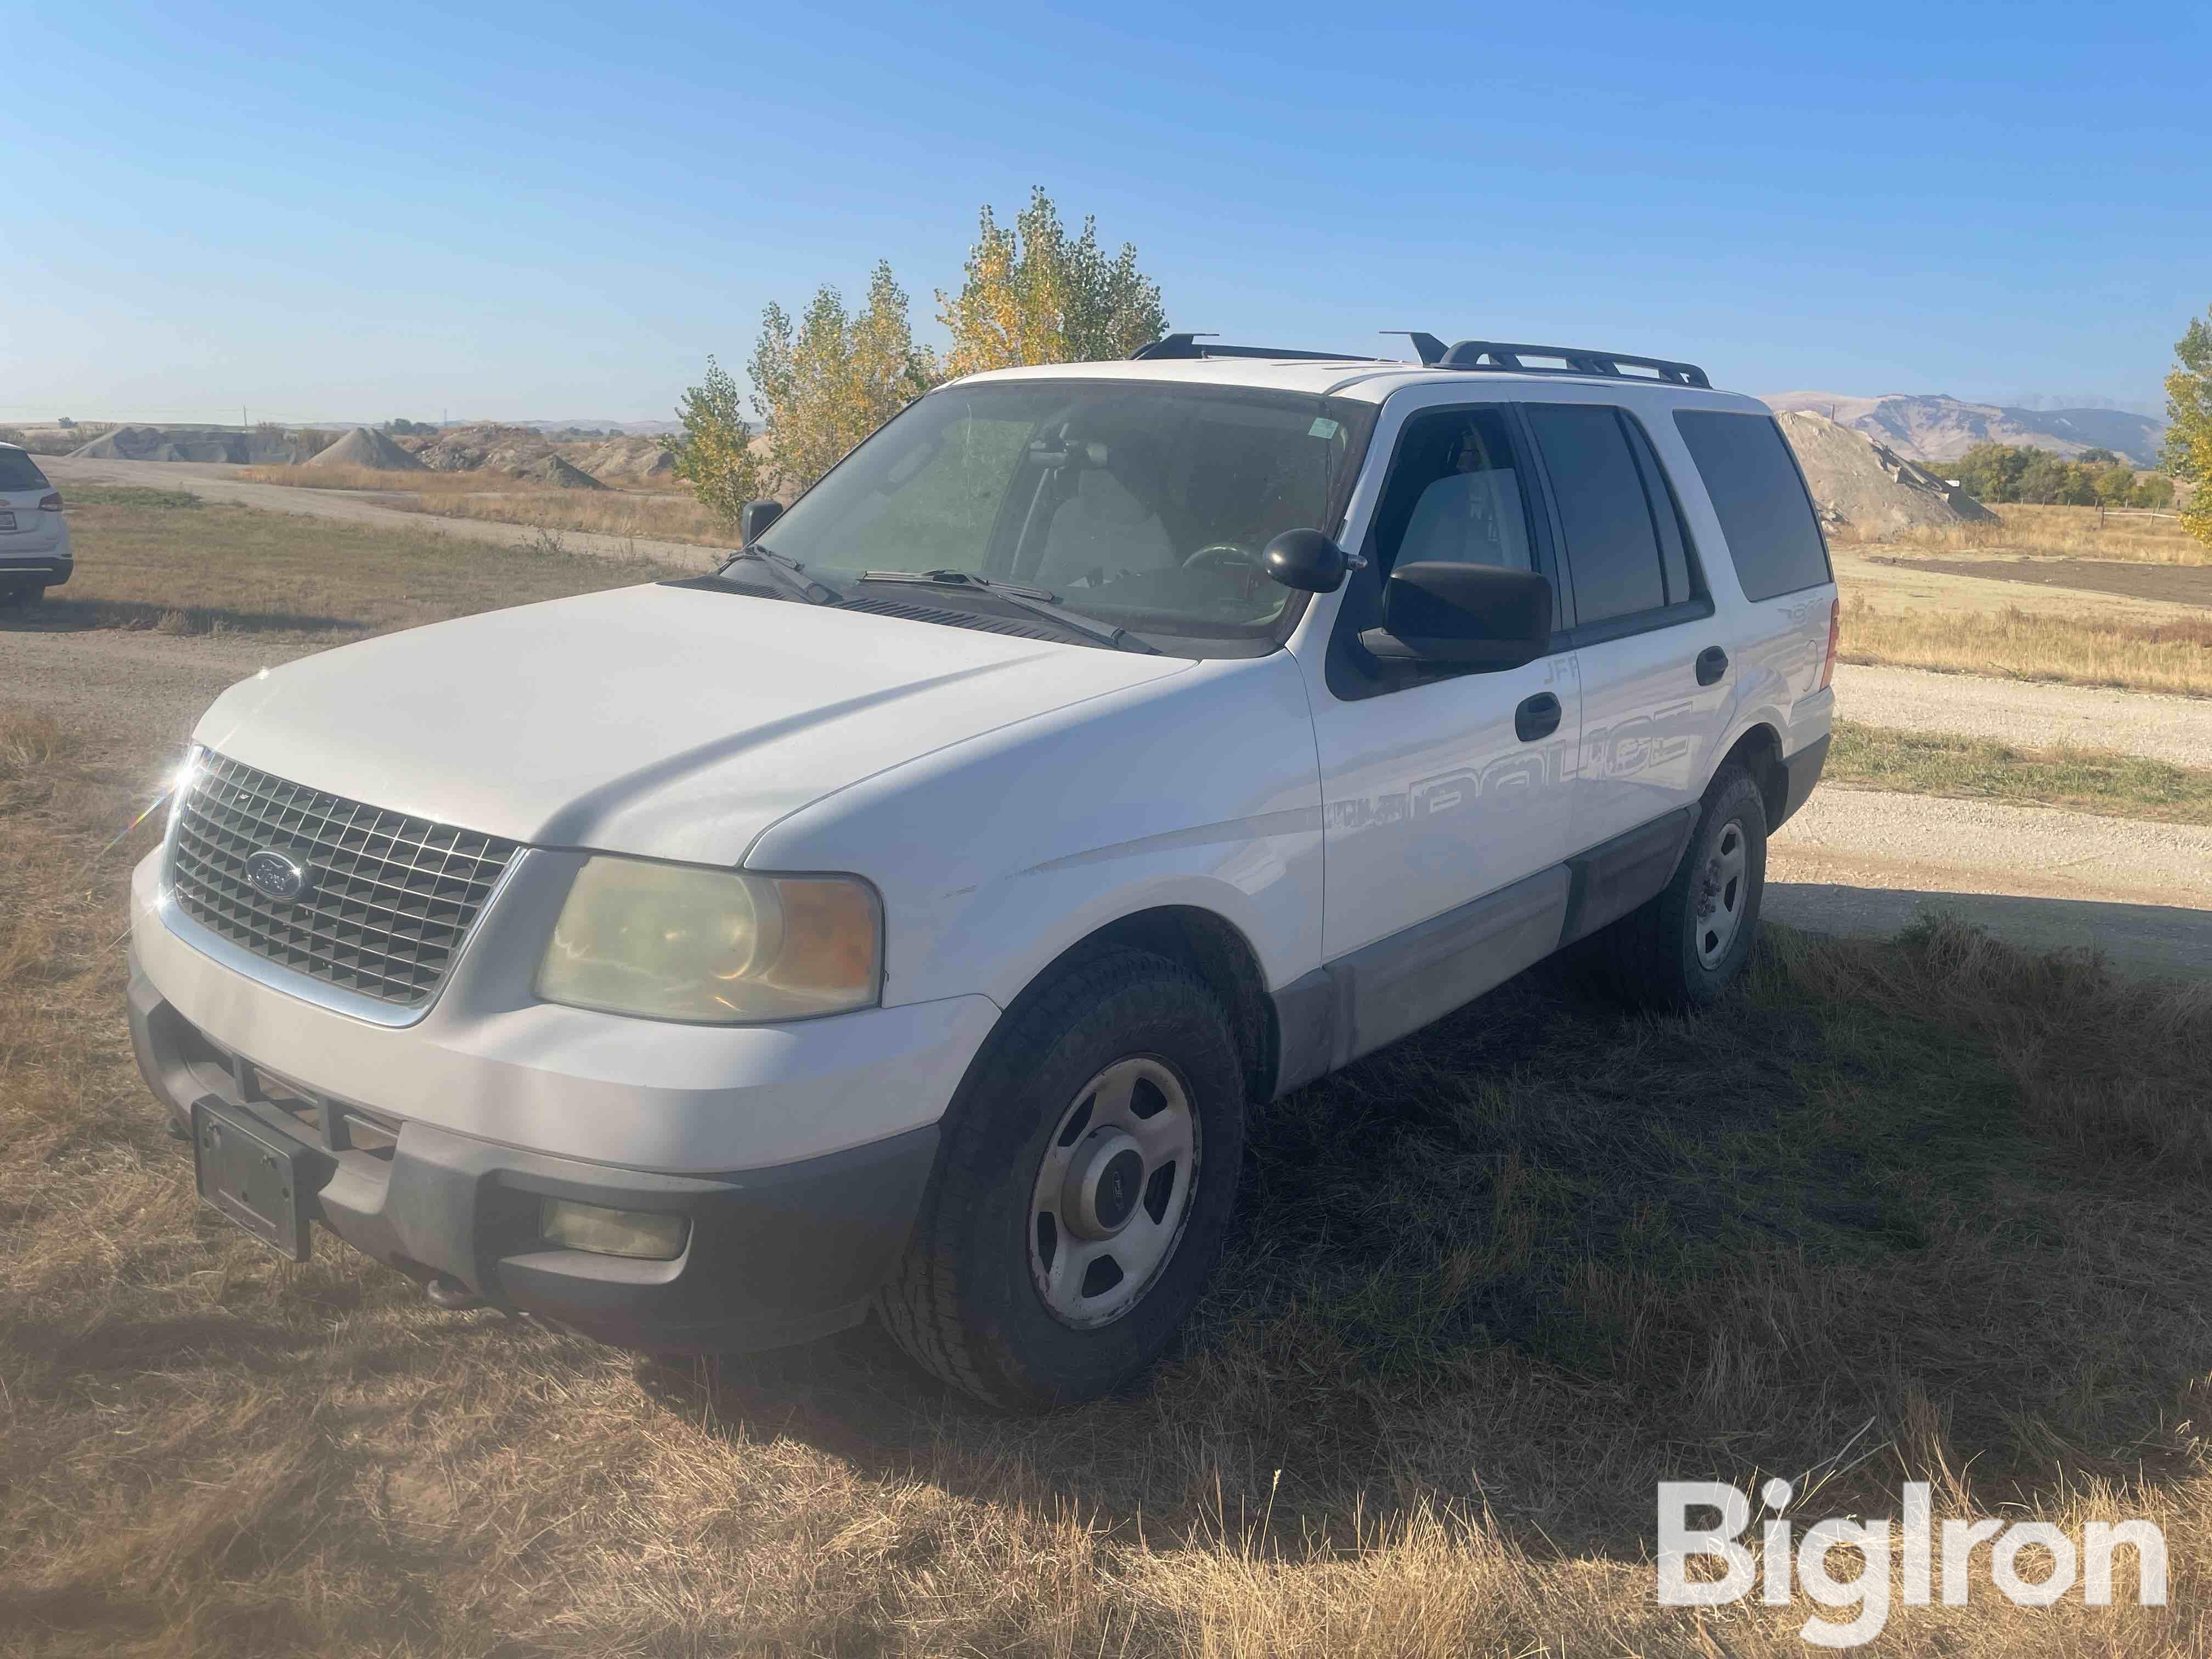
<box><xmin>1062</xmin><ymin>1130</ymin><xmax>1145</xmax><ymax>1238</ymax></box>
<box><xmin>1028</xmin><ymin>1056</ymin><xmax>1200</xmax><ymax>1329</ymax></box>
<box><xmin>1694</xmin><ymin>817</ymin><xmax>1748</xmax><ymax>969</ymax></box>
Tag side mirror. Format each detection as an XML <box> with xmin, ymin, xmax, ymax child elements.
<box><xmin>1361</xmin><ymin>561</ymin><xmax>1553</xmax><ymax>671</ymax></box>
<box><xmin>740</xmin><ymin>499</ymin><xmax>784</xmax><ymax>545</ymax></box>
<box><xmin>1262</xmin><ymin>527</ymin><xmax>1359</xmax><ymax>593</ymax></box>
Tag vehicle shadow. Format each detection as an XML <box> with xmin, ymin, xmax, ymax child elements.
<box><xmin>1768</xmin><ymin>879</ymin><xmax>2212</xmax><ymax>977</ymax></box>
<box><xmin>633</xmin><ymin>929</ymin><xmax>2212</xmax><ymax>1562</ymax></box>
<box><xmin>1</xmin><ymin>596</ymin><xmax>363</xmax><ymax>635</ymax></box>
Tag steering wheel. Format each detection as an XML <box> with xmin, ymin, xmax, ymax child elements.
<box><xmin>1182</xmin><ymin>543</ymin><xmax>1257</xmax><ymax>573</ymax></box>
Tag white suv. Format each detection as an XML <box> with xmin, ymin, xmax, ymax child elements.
<box><xmin>129</xmin><ymin>335</ymin><xmax>1837</xmax><ymax>1408</ymax></box>
<box><xmin>0</xmin><ymin>442</ymin><xmax>71</xmax><ymax>606</ymax></box>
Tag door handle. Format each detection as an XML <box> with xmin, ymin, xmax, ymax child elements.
<box><xmin>1515</xmin><ymin>692</ymin><xmax>1561</xmax><ymax>743</ymax></box>
<box><xmin>1695</xmin><ymin>646</ymin><xmax>1729</xmax><ymax>686</ymax></box>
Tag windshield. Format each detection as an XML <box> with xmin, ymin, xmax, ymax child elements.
<box><xmin>744</xmin><ymin>380</ymin><xmax>1371</xmax><ymax>646</ymax></box>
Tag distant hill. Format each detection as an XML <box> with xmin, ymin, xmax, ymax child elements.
<box><xmin>508</xmin><ymin>419</ymin><xmax>682</xmax><ymax>437</ymax></box>
<box><xmin>1761</xmin><ymin>392</ymin><xmax>2165</xmax><ymax>468</ymax></box>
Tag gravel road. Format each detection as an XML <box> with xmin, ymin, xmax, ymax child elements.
<box><xmin>1769</xmin><ymin>787</ymin><xmax>2212</xmax><ymax>975</ymax></box>
<box><xmin>40</xmin><ymin>454</ymin><xmax>720</xmax><ymax>572</ymax></box>
<box><xmin>1831</xmin><ymin>663</ymin><xmax>2212</xmax><ymax>769</ymax></box>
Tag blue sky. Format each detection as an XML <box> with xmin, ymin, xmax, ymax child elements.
<box><xmin>5</xmin><ymin>1</ymin><xmax>2206</xmax><ymax>424</ymax></box>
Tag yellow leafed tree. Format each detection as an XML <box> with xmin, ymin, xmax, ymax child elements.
<box><xmin>2165</xmin><ymin>306</ymin><xmax>2212</xmax><ymax>548</ymax></box>
<box><xmin>939</xmin><ymin>188</ymin><xmax>1167</xmax><ymax>379</ymax></box>
<box><xmin>744</xmin><ymin>261</ymin><xmax>939</xmax><ymax>496</ymax></box>
<box><xmin>663</xmin><ymin>354</ymin><xmax>761</xmax><ymax>530</ymax></box>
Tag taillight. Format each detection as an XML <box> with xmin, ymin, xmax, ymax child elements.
<box><xmin>1819</xmin><ymin>597</ymin><xmax>1840</xmax><ymax>690</ymax></box>
<box><xmin>37</xmin><ymin>493</ymin><xmax>62</xmax><ymax>512</ymax></box>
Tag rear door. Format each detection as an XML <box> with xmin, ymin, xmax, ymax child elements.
<box><xmin>1519</xmin><ymin>400</ymin><xmax>1733</xmax><ymax>855</ymax></box>
<box><xmin>1671</xmin><ymin>409</ymin><xmax>1839</xmax><ymax>731</ymax></box>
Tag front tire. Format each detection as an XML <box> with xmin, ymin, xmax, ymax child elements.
<box><xmin>1592</xmin><ymin>764</ymin><xmax>1769</xmax><ymax>1010</ymax></box>
<box><xmin>879</xmin><ymin>949</ymin><xmax>1245</xmax><ymax>1409</ymax></box>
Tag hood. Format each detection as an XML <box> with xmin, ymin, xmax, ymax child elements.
<box><xmin>196</xmin><ymin>583</ymin><xmax>1190</xmax><ymax>866</ymax></box>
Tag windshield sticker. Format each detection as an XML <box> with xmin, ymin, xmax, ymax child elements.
<box><xmin>1308</xmin><ymin>416</ymin><xmax>1340</xmax><ymax>439</ymax></box>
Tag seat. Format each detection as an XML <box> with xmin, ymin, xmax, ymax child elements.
<box><xmin>1397</xmin><ymin>469</ymin><xmax>1533</xmax><ymax>571</ymax></box>
<box><xmin>1032</xmin><ymin>469</ymin><xmax>1177</xmax><ymax>587</ymax></box>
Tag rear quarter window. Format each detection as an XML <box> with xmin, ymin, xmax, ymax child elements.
<box><xmin>0</xmin><ymin>449</ymin><xmax>50</xmax><ymax>491</ymax></box>
<box><xmin>1672</xmin><ymin>411</ymin><xmax>1832</xmax><ymax>601</ymax></box>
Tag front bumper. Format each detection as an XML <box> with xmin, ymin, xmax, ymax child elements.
<box><xmin>129</xmin><ymin>952</ymin><xmax>940</xmax><ymax>1351</ymax></box>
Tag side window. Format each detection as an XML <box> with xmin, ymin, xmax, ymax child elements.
<box><xmin>1672</xmin><ymin>411</ymin><xmax>1833</xmax><ymax>601</ymax></box>
<box><xmin>1370</xmin><ymin>407</ymin><xmax>1542</xmax><ymax>577</ymax></box>
<box><xmin>1621</xmin><ymin>416</ymin><xmax>1701</xmax><ymax>607</ymax></box>
<box><xmin>1521</xmin><ymin>403</ymin><xmax>1670</xmax><ymax>623</ymax></box>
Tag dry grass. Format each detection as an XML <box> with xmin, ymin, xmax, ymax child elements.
<box><xmin>234</xmin><ymin>464</ymin><xmax>734</xmax><ymax>548</ymax></box>
<box><xmin>1830</xmin><ymin>719</ymin><xmax>2212</xmax><ymax>823</ymax></box>
<box><xmin>1839</xmin><ymin>596</ymin><xmax>2212</xmax><ymax>697</ymax></box>
<box><xmin>7</xmin><ymin>680</ymin><xmax>2212</xmax><ymax>1650</ymax></box>
<box><xmin>41</xmin><ymin>493</ymin><xmax>679</xmax><ymax>642</ymax></box>
<box><xmin>1882</xmin><ymin>503</ymin><xmax>2209</xmax><ymax>565</ymax></box>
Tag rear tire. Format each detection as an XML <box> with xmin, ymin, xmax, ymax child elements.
<box><xmin>0</xmin><ymin>583</ymin><xmax>44</xmax><ymax>610</ymax></box>
<box><xmin>879</xmin><ymin>949</ymin><xmax>1245</xmax><ymax>1410</ymax></box>
<box><xmin>1590</xmin><ymin>764</ymin><xmax>1768</xmax><ymax>1010</ymax></box>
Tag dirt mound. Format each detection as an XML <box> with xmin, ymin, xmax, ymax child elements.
<box><xmin>561</xmin><ymin>436</ymin><xmax>675</xmax><ymax>485</ymax></box>
<box><xmin>1776</xmin><ymin>411</ymin><xmax>1996</xmax><ymax>538</ymax></box>
<box><xmin>413</xmin><ymin>424</ymin><xmax>556</xmax><ymax>473</ymax></box>
<box><xmin>304</xmin><ymin>427</ymin><xmax>427</xmax><ymax>470</ymax></box>
<box><xmin>514</xmin><ymin>453</ymin><xmax>608</xmax><ymax>490</ymax></box>
<box><xmin>70</xmin><ymin>425</ymin><xmax>323</xmax><ymax>465</ymax></box>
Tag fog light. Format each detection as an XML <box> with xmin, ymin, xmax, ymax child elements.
<box><xmin>540</xmin><ymin>1198</ymin><xmax>689</xmax><ymax>1260</ymax></box>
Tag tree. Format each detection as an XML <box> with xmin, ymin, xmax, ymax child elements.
<box><xmin>938</xmin><ymin>188</ymin><xmax>1167</xmax><ymax>377</ymax></box>
<box><xmin>2165</xmin><ymin>307</ymin><xmax>2212</xmax><ymax>547</ymax></box>
<box><xmin>666</xmin><ymin>354</ymin><xmax>764</xmax><ymax>529</ymax></box>
<box><xmin>746</xmin><ymin>262</ymin><xmax>938</xmax><ymax>494</ymax></box>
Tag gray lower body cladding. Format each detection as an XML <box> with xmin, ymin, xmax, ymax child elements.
<box><xmin>1268</xmin><ymin>801</ymin><xmax>1714</xmax><ymax>1095</ymax></box>
<box><xmin>128</xmin><ymin>951</ymin><xmax>936</xmax><ymax>1352</ymax></box>
<box><xmin>0</xmin><ymin>552</ymin><xmax>70</xmax><ymax>586</ymax></box>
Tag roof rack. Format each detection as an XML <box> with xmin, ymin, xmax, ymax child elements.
<box><xmin>1127</xmin><ymin>331</ymin><xmax>1712</xmax><ymax>389</ymax></box>
<box><xmin>1128</xmin><ymin>332</ymin><xmax>1374</xmax><ymax>363</ymax></box>
<box><xmin>1434</xmin><ymin>340</ymin><xmax>1711</xmax><ymax>388</ymax></box>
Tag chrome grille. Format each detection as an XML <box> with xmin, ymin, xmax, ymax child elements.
<box><xmin>168</xmin><ymin>752</ymin><xmax>518</xmax><ymax>1009</ymax></box>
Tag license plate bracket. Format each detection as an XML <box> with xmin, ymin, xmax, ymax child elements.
<box><xmin>0</xmin><ymin>511</ymin><xmax>16</xmax><ymax>531</ymax></box>
<box><xmin>192</xmin><ymin>1099</ymin><xmax>312</xmax><ymax>1261</ymax></box>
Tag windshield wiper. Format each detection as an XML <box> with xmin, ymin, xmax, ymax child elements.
<box><xmin>855</xmin><ymin>569</ymin><xmax>1161</xmax><ymax>654</ymax></box>
<box><xmin>718</xmin><ymin>545</ymin><xmax>840</xmax><ymax>605</ymax></box>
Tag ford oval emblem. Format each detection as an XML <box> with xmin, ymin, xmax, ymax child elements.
<box><xmin>244</xmin><ymin>847</ymin><xmax>314</xmax><ymax>901</ymax></box>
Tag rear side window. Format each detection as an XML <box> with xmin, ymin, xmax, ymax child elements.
<box><xmin>1672</xmin><ymin>411</ymin><xmax>1832</xmax><ymax>601</ymax></box>
<box><xmin>0</xmin><ymin>449</ymin><xmax>49</xmax><ymax>491</ymax></box>
<box><xmin>1521</xmin><ymin>404</ymin><xmax>1678</xmax><ymax>623</ymax></box>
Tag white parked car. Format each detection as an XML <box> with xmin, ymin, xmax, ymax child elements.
<box><xmin>0</xmin><ymin>443</ymin><xmax>71</xmax><ymax>606</ymax></box>
<box><xmin>129</xmin><ymin>335</ymin><xmax>1837</xmax><ymax>1408</ymax></box>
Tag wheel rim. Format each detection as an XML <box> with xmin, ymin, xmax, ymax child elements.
<box><xmin>1028</xmin><ymin>1056</ymin><xmax>1200</xmax><ymax>1329</ymax></box>
<box><xmin>1694</xmin><ymin>817</ymin><xmax>1750</xmax><ymax>969</ymax></box>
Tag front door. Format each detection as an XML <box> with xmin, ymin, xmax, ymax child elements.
<box><xmin>1301</xmin><ymin>399</ymin><xmax>1582</xmax><ymax>964</ymax></box>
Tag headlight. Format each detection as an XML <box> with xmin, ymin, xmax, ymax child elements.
<box><xmin>535</xmin><ymin>856</ymin><xmax>881</xmax><ymax>1023</ymax></box>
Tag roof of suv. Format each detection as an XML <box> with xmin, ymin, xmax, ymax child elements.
<box><xmin>953</xmin><ymin>352</ymin><xmax>1770</xmax><ymax>414</ymax></box>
